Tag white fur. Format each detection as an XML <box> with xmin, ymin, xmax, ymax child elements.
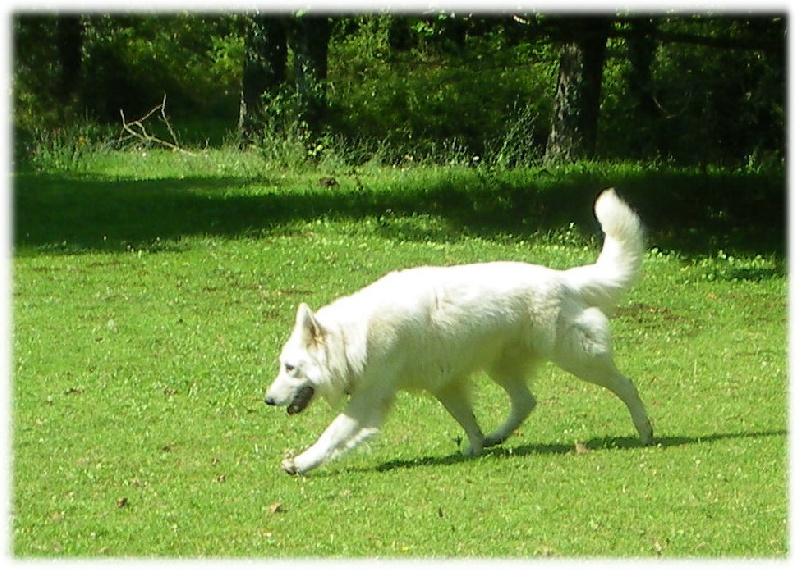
<box><xmin>264</xmin><ymin>188</ymin><xmax>654</xmax><ymax>475</ymax></box>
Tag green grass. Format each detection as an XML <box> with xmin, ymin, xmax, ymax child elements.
<box><xmin>12</xmin><ymin>150</ymin><xmax>787</xmax><ymax>558</ymax></box>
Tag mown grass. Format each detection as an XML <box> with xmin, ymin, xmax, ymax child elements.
<box><xmin>12</xmin><ymin>150</ymin><xmax>787</xmax><ymax>558</ymax></box>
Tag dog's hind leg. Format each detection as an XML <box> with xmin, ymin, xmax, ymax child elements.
<box><xmin>483</xmin><ymin>364</ymin><xmax>537</xmax><ymax>448</ymax></box>
<box><xmin>554</xmin><ymin>307</ymin><xmax>654</xmax><ymax>445</ymax></box>
<box><xmin>561</xmin><ymin>360</ymin><xmax>653</xmax><ymax>445</ymax></box>
<box><xmin>434</xmin><ymin>383</ymin><xmax>485</xmax><ymax>456</ymax></box>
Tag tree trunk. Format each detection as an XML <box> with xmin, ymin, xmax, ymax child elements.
<box><xmin>288</xmin><ymin>15</ymin><xmax>331</xmax><ymax>135</ymax></box>
<box><xmin>544</xmin><ymin>18</ymin><xmax>611</xmax><ymax>164</ymax></box>
<box><xmin>239</xmin><ymin>14</ymin><xmax>287</xmax><ymax>146</ymax></box>
<box><xmin>56</xmin><ymin>14</ymin><xmax>83</xmax><ymax>108</ymax></box>
<box><xmin>626</xmin><ymin>17</ymin><xmax>661</xmax><ymax>157</ymax></box>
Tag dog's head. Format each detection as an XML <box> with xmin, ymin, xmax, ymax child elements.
<box><xmin>264</xmin><ymin>303</ymin><xmax>327</xmax><ymax>415</ymax></box>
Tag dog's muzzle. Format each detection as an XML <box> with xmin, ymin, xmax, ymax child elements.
<box><xmin>264</xmin><ymin>385</ymin><xmax>314</xmax><ymax>415</ymax></box>
<box><xmin>264</xmin><ymin>384</ymin><xmax>315</xmax><ymax>414</ymax></box>
<box><xmin>286</xmin><ymin>385</ymin><xmax>315</xmax><ymax>415</ymax></box>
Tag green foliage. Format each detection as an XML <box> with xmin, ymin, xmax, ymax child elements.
<box><xmin>12</xmin><ymin>151</ymin><xmax>787</xmax><ymax>557</ymax></box>
<box><xmin>13</xmin><ymin>14</ymin><xmax>242</xmax><ymax>130</ymax></box>
<box><xmin>18</xmin><ymin>120</ymin><xmax>118</xmax><ymax>172</ymax></box>
<box><xmin>652</xmin><ymin>41</ymin><xmax>783</xmax><ymax>166</ymax></box>
<box><xmin>79</xmin><ymin>15</ymin><xmax>242</xmax><ymax>121</ymax></box>
<box><xmin>209</xmin><ymin>24</ymin><xmax>245</xmax><ymax>82</ymax></box>
<box><xmin>326</xmin><ymin>16</ymin><xmax>557</xmax><ymax>163</ymax></box>
<box><xmin>599</xmin><ymin>17</ymin><xmax>785</xmax><ymax>166</ymax></box>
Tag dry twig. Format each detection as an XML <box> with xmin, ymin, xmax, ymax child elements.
<box><xmin>119</xmin><ymin>96</ymin><xmax>196</xmax><ymax>155</ymax></box>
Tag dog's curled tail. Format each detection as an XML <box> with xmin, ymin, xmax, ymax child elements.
<box><xmin>564</xmin><ymin>188</ymin><xmax>645</xmax><ymax>313</ymax></box>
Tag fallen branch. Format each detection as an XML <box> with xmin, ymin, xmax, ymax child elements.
<box><xmin>119</xmin><ymin>96</ymin><xmax>195</xmax><ymax>155</ymax></box>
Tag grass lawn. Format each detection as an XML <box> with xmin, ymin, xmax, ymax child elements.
<box><xmin>11</xmin><ymin>151</ymin><xmax>787</xmax><ymax>558</ymax></box>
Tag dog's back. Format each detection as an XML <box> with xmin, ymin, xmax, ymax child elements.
<box><xmin>322</xmin><ymin>262</ymin><xmax>563</xmax><ymax>390</ymax></box>
<box><xmin>321</xmin><ymin>188</ymin><xmax>644</xmax><ymax>387</ymax></box>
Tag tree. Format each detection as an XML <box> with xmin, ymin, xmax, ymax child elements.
<box><xmin>624</xmin><ymin>17</ymin><xmax>661</xmax><ymax>158</ymax></box>
<box><xmin>621</xmin><ymin>15</ymin><xmax>786</xmax><ymax>164</ymax></box>
<box><xmin>55</xmin><ymin>14</ymin><xmax>83</xmax><ymax>108</ymax></box>
<box><xmin>238</xmin><ymin>13</ymin><xmax>331</xmax><ymax>143</ymax></box>
<box><xmin>239</xmin><ymin>14</ymin><xmax>287</xmax><ymax>145</ymax></box>
<box><xmin>288</xmin><ymin>14</ymin><xmax>331</xmax><ymax>135</ymax></box>
<box><xmin>544</xmin><ymin>17</ymin><xmax>612</xmax><ymax>164</ymax></box>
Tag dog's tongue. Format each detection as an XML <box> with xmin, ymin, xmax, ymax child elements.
<box><xmin>287</xmin><ymin>385</ymin><xmax>315</xmax><ymax>415</ymax></box>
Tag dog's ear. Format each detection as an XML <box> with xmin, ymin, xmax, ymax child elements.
<box><xmin>296</xmin><ymin>303</ymin><xmax>324</xmax><ymax>344</ymax></box>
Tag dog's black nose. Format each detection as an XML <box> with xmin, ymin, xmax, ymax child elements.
<box><xmin>264</xmin><ymin>396</ymin><xmax>276</xmax><ymax>406</ymax></box>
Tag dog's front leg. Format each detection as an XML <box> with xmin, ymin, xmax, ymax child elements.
<box><xmin>282</xmin><ymin>413</ymin><xmax>361</xmax><ymax>474</ymax></box>
<box><xmin>283</xmin><ymin>392</ymin><xmax>393</xmax><ymax>475</ymax></box>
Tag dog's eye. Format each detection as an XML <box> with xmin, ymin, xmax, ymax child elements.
<box><xmin>284</xmin><ymin>363</ymin><xmax>296</xmax><ymax>373</ymax></box>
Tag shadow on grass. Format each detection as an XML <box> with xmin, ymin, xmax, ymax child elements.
<box><xmin>13</xmin><ymin>165</ymin><xmax>786</xmax><ymax>257</ymax></box>
<box><xmin>373</xmin><ymin>428</ymin><xmax>787</xmax><ymax>473</ymax></box>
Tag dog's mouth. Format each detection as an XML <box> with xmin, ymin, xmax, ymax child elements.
<box><xmin>287</xmin><ymin>385</ymin><xmax>315</xmax><ymax>415</ymax></box>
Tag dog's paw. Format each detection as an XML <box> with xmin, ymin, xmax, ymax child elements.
<box><xmin>463</xmin><ymin>443</ymin><xmax>485</xmax><ymax>457</ymax></box>
<box><xmin>281</xmin><ymin>458</ymin><xmax>299</xmax><ymax>475</ymax></box>
<box><xmin>482</xmin><ymin>434</ymin><xmax>504</xmax><ymax>448</ymax></box>
<box><xmin>638</xmin><ymin>420</ymin><xmax>655</xmax><ymax>446</ymax></box>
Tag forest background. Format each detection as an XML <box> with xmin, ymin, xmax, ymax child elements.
<box><xmin>12</xmin><ymin>12</ymin><xmax>786</xmax><ymax>171</ymax></box>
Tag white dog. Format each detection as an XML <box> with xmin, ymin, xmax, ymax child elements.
<box><xmin>265</xmin><ymin>189</ymin><xmax>654</xmax><ymax>475</ymax></box>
